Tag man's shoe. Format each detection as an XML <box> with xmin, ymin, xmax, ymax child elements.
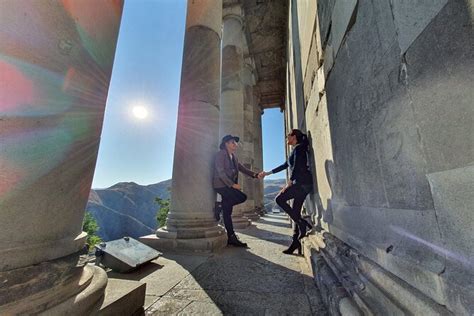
<box><xmin>214</xmin><ymin>202</ymin><xmax>222</xmax><ymax>221</ymax></box>
<box><xmin>227</xmin><ymin>234</ymin><xmax>248</xmax><ymax>247</ymax></box>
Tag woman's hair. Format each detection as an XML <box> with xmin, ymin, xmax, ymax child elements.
<box><xmin>290</xmin><ymin>129</ymin><xmax>309</xmax><ymax>148</ymax></box>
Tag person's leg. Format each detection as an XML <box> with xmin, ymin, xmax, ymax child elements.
<box><xmin>227</xmin><ymin>188</ymin><xmax>247</xmax><ymax>207</ymax></box>
<box><xmin>275</xmin><ymin>185</ymin><xmax>304</xmax><ymax>222</ymax></box>
<box><xmin>216</xmin><ymin>188</ymin><xmax>235</xmax><ymax>237</ymax></box>
<box><xmin>225</xmin><ymin>188</ymin><xmax>248</xmax><ymax>247</ymax></box>
<box><xmin>276</xmin><ymin>185</ymin><xmax>312</xmax><ymax>240</ymax></box>
<box><xmin>216</xmin><ymin>187</ymin><xmax>248</xmax><ymax>247</ymax></box>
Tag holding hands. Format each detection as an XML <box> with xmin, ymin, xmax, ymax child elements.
<box><xmin>257</xmin><ymin>171</ymin><xmax>270</xmax><ymax>179</ymax></box>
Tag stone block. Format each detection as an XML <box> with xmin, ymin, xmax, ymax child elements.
<box><xmin>139</xmin><ymin>234</ymin><xmax>227</xmax><ymax>253</ymax></box>
<box><xmin>99</xmin><ymin>278</ymin><xmax>145</xmax><ymax>316</ymax></box>
<box><xmin>427</xmin><ymin>165</ymin><xmax>474</xmax><ymax>268</ymax></box>
<box><xmin>317</xmin><ymin>0</ymin><xmax>336</xmax><ymax>49</ymax></box>
<box><xmin>323</xmin><ymin>44</ymin><xmax>334</xmax><ymax>78</ymax></box>
<box><xmin>403</xmin><ymin>0</ymin><xmax>474</xmax><ymax>172</ymax></box>
<box><xmin>328</xmin><ymin>0</ymin><xmax>358</xmax><ymax>59</ymax></box>
<box><xmin>390</xmin><ymin>0</ymin><xmax>448</xmax><ymax>54</ymax></box>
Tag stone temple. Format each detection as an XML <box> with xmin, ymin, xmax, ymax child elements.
<box><xmin>0</xmin><ymin>0</ymin><xmax>473</xmax><ymax>315</ymax></box>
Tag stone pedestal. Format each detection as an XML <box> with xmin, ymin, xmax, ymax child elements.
<box><xmin>0</xmin><ymin>1</ymin><xmax>123</xmax><ymax>313</ymax></box>
<box><xmin>143</xmin><ymin>0</ymin><xmax>227</xmax><ymax>252</ymax></box>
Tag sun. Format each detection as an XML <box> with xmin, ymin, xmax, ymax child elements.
<box><xmin>132</xmin><ymin>105</ymin><xmax>149</xmax><ymax>119</ymax></box>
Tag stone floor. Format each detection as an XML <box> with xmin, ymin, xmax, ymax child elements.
<box><xmin>108</xmin><ymin>213</ymin><xmax>328</xmax><ymax>315</ymax></box>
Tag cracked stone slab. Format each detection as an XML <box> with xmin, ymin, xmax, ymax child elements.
<box><xmin>389</xmin><ymin>0</ymin><xmax>448</xmax><ymax>54</ymax></box>
<box><xmin>178</xmin><ymin>301</ymin><xmax>223</xmax><ymax>315</ymax></box>
<box><xmin>146</xmin><ymin>297</ymin><xmax>191</xmax><ymax>315</ymax></box>
<box><xmin>328</xmin><ymin>0</ymin><xmax>358</xmax><ymax>60</ymax></box>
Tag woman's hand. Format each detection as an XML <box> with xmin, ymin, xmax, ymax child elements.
<box><xmin>281</xmin><ymin>181</ymin><xmax>293</xmax><ymax>193</ymax></box>
<box><xmin>232</xmin><ymin>183</ymin><xmax>241</xmax><ymax>190</ymax></box>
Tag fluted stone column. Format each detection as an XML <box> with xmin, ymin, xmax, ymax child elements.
<box><xmin>241</xmin><ymin>62</ymin><xmax>261</xmax><ymax>220</ymax></box>
<box><xmin>253</xmin><ymin>102</ymin><xmax>265</xmax><ymax>214</ymax></box>
<box><xmin>0</xmin><ymin>1</ymin><xmax>122</xmax><ymax>314</ymax></box>
<box><xmin>219</xmin><ymin>6</ymin><xmax>251</xmax><ymax>229</ymax></box>
<box><xmin>141</xmin><ymin>0</ymin><xmax>227</xmax><ymax>252</ymax></box>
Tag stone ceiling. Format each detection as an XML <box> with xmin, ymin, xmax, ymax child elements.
<box><xmin>238</xmin><ymin>0</ymin><xmax>288</xmax><ymax>110</ymax></box>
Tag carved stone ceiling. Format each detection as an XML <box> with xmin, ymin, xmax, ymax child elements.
<box><xmin>225</xmin><ymin>0</ymin><xmax>288</xmax><ymax>110</ymax></box>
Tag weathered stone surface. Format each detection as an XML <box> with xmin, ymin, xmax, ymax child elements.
<box><xmin>138</xmin><ymin>214</ymin><xmax>327</xmax><ymax>315</ymax></box>
<box><xmin>147</xmin><ymin>297</ymin><xmax>190</xmax><ymax>315</ymax></box>
<box><xmin>403</xmin><ymin>0</ymin><xmax>474</xmax><ymax>173</ymax></box>
<box><xmin>0</xmin><ymin>0</ymin><xmax>122</xmax><ymax>271</ymax></box>
<box><xmin>327</xmin><ymin>0</ymin><xmax>358</xmax><ymax>60</ymax></box>
<box><xmin>100</xmin><ymin>278</ymin><xmax>145</xmax><ymax>316</ymax></box>
<box><xmin>296</xmin><ymin>0</ymin><xmax>317</xmax><ymax>71</ymax></box>
<box><xmin>0</xmin><ymin>1</ymin><xmax>122</xmax><ymax>314</ymax></box>
<box><xmin>287</xmin><ymin>0</ymin><xmax>473</xmax><ymax>314</ymax></box>
<box><xmin>303</xmin><ymin>233</ymin><xmax>451</xmax><ymax>315</ymax></box>
<box><xmin>317</xmin><ymin>0</ymin><xmax>336</xmax><ymax>49</ymax></box>
<box><xmin>390</xmin><ymin>0</ymin><xmax>448</xmax><ymax>54</ymax></box>
<box><xmin>427</xmin><ymin>165</ymin><xmax>474</xmax><ymax>269</ymax></box>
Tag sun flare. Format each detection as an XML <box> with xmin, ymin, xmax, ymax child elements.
<box><xmin>132</xmin><ymin>105</ymin><xmax>149</xmax><ymax>119</ymax></box>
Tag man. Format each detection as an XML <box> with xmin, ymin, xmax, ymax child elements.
<box><xmin>213</xmin><ymin>135</ymin><xmax>261</xmax><ymax>247</ymax></box>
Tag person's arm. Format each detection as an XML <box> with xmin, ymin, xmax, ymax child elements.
<box><xmin>238</xmin><ymin>163</ymin><xmax>258</xmax><ymax>178</ymax></box>
<box><xmin>215</xmin><ymin>151</ymin><xmax>235</xmax><ymax>187</ymax></box>
<box><xmin>270</xmin><ymin>161</ymin><xmax>288</xmax><ymax>174</ymax></box>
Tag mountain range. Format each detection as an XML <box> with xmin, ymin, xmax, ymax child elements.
<box><xmin>86</xmin><ymin>178</ymin><xmax>286</xmax><ymax>241</ymax></box>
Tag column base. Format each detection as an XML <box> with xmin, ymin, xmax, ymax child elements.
<box><xmin>0</xmin><ymin>252</ymin><xmax>107</xmax><ymax>315</ymax></box>
<box><xmin>140</xmin><ymin>231</ymin><xmax>227</xmax><ymax>253</ymax></box>
<box><xmin>232</xmin><ymin>215</ymin><xmax>252</xmax><ymax>229</ymax></box>
<box><xmin>243</xmin><ymin>208</ymin><xmax>261</xmax><ymax>221</ymax></box>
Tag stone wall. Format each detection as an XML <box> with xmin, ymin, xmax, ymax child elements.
<box><xmin>286</xmin><ymin>0</ymin><xmax>474</xmax><ymax>314</ymax></box>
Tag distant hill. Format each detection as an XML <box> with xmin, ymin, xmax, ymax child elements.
<box><xmin>263</xmin><ymin>178</ymin><xmax>286</xmax><ymax>212</ymax></box>
<box><xmin>86</xmin><ymin>178</ymin><xmax>285</xmax><ymax>241</ymax></box>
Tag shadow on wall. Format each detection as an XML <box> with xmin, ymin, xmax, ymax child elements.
<box><xmin>305</xmin><ymin>131</ymin><xmax>335</xmax><ymax>228</ymax></box>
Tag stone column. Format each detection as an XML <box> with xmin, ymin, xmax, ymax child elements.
<box><xmin>219</xmin><ymin>6</ymin><xmax>251</xmax><ymax>228</ymax></box>
<box><xmin>241</xmin><ymin>62</ymin><xmax>261</xmax><ymax>220</ymax></box>
<box><xmin>141</xmin><ymin>0</ymin><xmax>227</xmax><ymax>252</ymax></box>
<box><xmin>253</xmin><ymin>101</ymin><xmax>265</xmax><ymax>215</ymax></box>
<box><xmin>0</xmin><ymin>1</ymin><xmax>122</xmax><ymax>314</ymax></box>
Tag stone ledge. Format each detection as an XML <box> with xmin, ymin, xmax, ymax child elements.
<box><xmin>140</xmin><ymin>234</ymin><xmax>227</xmax><ymax>253</ymax></box>
<box><xmin>303</xmin><ymin>232</ymin><xmax>453</xmax><ymax>315</ymax></box>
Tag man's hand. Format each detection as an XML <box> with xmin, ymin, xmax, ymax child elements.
<box><xmin>232</xmin><ymin>183</ymin><xmax>241</xmax><ymax>190</ymax></box>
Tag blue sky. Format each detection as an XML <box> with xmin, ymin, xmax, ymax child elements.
<box><xmin>92</xmin><ymin>0</ymin><xmax>285</xmax><ymax>189</ymax></box>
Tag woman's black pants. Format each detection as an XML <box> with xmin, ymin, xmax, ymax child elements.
<box><xmin>275</xmin><ymin>184</ymin><xmax>311</xmax><ymax>238</ymax></box>
<box><xmin>215</xmin><ymin>187</ymin><xmax>247</xmax><ymax>237</ymax></box>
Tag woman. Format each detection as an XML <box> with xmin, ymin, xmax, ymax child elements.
<box><xmin>213</xmin><ymin>134</ymin><xmax>260</xmax><ymax>247</ymax></box>
<box><xmin>261</xmin><ymin>129</ymin><xmax>313</xmax><ymax>255</ymax></box>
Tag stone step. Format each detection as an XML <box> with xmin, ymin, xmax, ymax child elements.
<box><xmin>99</xmin><ymin>278</ymin><xmax>146</xmax><ymax>316</ymax></box>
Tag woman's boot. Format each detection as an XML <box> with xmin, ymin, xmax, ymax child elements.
<box><xmin>297</xmin><ymin>218</ymin><xmax>313</xmax><ymax>240</ymax></box>
<box><xmin>283</xmin><ymin>235</ymin><xmax>302</xmax><ymax>255</ymax></box>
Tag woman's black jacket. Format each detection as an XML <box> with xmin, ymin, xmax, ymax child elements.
<box><xmin>271</xmin><ymin>144</ymin><xmax>313</xmax><ymax>185</ymax></box>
